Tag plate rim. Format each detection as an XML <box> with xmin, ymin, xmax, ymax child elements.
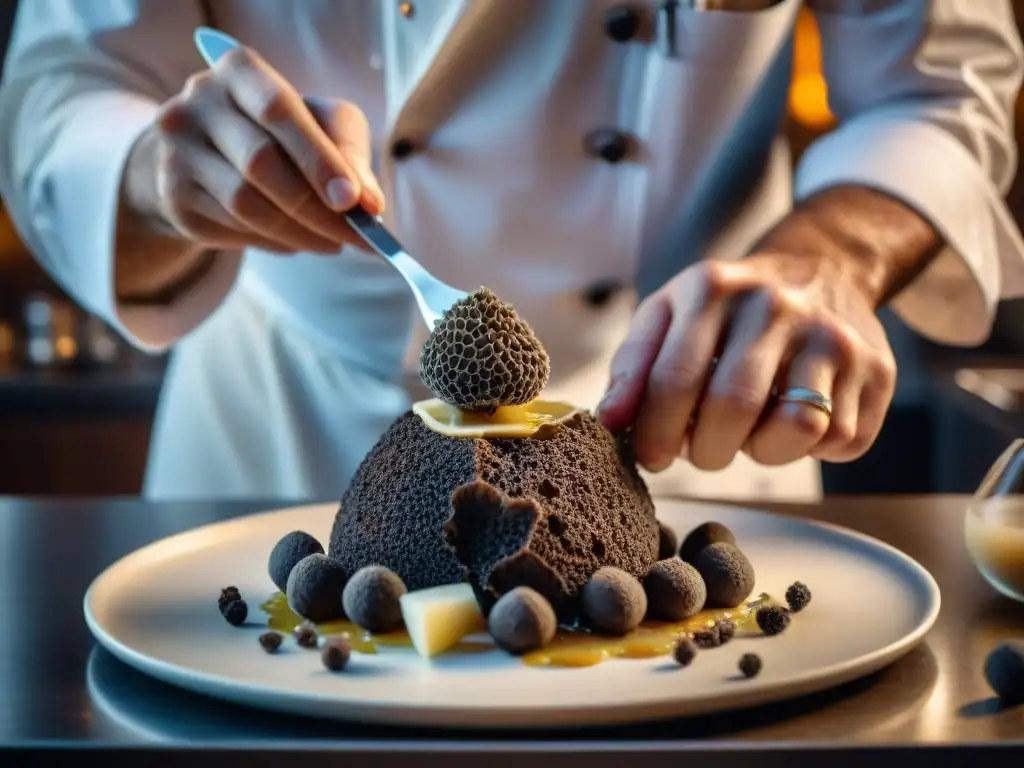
<box><xmin>83</xmin><ymin>499</ymin><xmax>942</xmax><ymax>727</ymax></box>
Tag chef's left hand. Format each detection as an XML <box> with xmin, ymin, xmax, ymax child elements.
<box><xmin>596</xmin><ymin>237</ymin><xmax>898</xmax><ymax>472</ymax></box>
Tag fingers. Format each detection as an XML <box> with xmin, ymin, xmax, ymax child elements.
<box><xmin>812</xmin><ymin>347</ymin><xmax>896</xmax><ymax>463</ymax></box>
<box><xmin>180</xmin><ymin>82</ymin><xmax>360</xmax><ymax>247</ymax></box>
<box><xmin>630</xmin><ymin>266</ymin><xmax>730</xmax><ymax>472</ymax></box>
<box><xmin>152</xmin><ymin>48</ymin><xmax>385</xmax><ymax>254</ymax></box>
<box><xmin>744</xmin><ymin>341</ymin><xmax>836</xmax><ymax>467</ymax></box>
<box><xmin>306</xmin><ymin>97</ymin><xmax>386</xmax><ymax>214</ymax></box>
<box><xmin>596</xmin><ymin>294</ymin><xmax>673</xmax><ymax>432</ymax></box>
<box><xmin>180</xmin><ymin>182</ymin><xmax>300</xmax><ymax>254</ymax></box>
<box><xmin>606</xmin><ymin>256</ymin><xmax>897</xmax><ymax>472</ymax></box>
<box><xmin>214</xmin><ymin>47</ymin><xmax>372</xmax><ymax>215</ymax></box>
<box><xmin>167</xmin><ymin>139</ymin><xmax>338</xmax><ymax>253</ymax></box>
<box><xmin>688</xmin><ymin>290</ymin><xmax>791</xmax><ymax>471</ymax></box>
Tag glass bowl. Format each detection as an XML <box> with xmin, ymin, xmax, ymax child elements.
<box><xmin>965</xmin><ymin>438</ymin><xmax>1024</xmax><ymax>602</ymax></box>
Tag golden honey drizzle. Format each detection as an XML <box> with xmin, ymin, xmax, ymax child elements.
<box><xmin>260</xmin><ymin>592</ymin><xmax>773</xmax><ymax>667</ymax></box>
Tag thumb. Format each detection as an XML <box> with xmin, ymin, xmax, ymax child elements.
<box><xmin>596</xmin><ymin>295</ymin><xmax>672</xmax><ymax>431</ymax></box>
<box><xmin>305</xmin><ymin>97</ymin><xmax>386</xmax><ymax>215</ymax></box>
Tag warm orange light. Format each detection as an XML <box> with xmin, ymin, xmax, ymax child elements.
<box><xmin>789</xmin><ymin>9</ymin><xmax>835</xmax><ymax>129</ymax></box>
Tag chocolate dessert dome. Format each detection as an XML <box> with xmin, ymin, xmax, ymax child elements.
<box><xmin>328</xmin><ymin>288</ymin><xmax>659</xmax><ymax>622</ymax></box>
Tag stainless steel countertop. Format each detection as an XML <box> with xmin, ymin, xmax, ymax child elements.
<box><xmin>1</xmin><ymin>496</ymin><xmax>1021</xmax><ymax>766</ymax></box>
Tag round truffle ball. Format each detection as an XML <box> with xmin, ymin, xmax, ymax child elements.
<box><xmin>342</xmin><ymin>565</ymin><xmax>407</xmax><ymax>634</ymax></box>
<box><xmin>268</xmin><ymin>530</ymin><xmax>324</xmax><ymax>592</ymax></box>
<box><xmin>693</xmin><ymin>542</ymin><xmax>755</xmax><ymax>608</ymax></box>
<box><xmin>582</xmin><ymin>567</ymin><xmax>647</xmax><ymax>635</ymax></box>
<box><xmin>419</xmin><ymin>287</ymin><xmax>550</xmax><ymax>410</ymax></box>
<box><xmin>984</xmin><ymin>640</ymin><xmax>1024</xmax><ymax>705</ymax></box>
<box><xmin>679</xmin><ymin>521</ymin><xmax>736</xmax><ymax>564</ymax></box>
<box><xmin>286</xmin><ymin>553</ymin><xmax>348</xmax><ymax>622</ymax></box>
<box><xmin>657</xmin><ymin>521</ymin><xmax>679</xmax><ymax>561</ymax></box>
<box><xmin>643</xmin><ymin>558</ymin><xmax>706</xmax><ymax>621</ymax></box>
<box><xmin>488</xmin><ymin>587</ymin><xmax>557</xmax><ymax>655</ymax></box>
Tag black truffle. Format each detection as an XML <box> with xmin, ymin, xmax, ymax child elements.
<box><xmin>673</xmin><ymin>637</ymin><xmax>698</xmax><ymax>667</ymax></box>
<box><xmin>679</xmin><ymin>522</ymin><xmax>736</xmax><ymax>564</ymax></box>
<box><xmin>984</xmin><ymin>640</ymin><xmax>1024</xmax><ymax>705</ymax></box>
<box><xmin>342</xmin><ymin>566</ymin><xmax>407</xmax><ymax>634</ymax></box>
<box><xmin>259</xmin><ymin>631</ymin><xmax>283</xmax><ymax>653</ymax></box>
<box><xmin>488</xmin><ymin>587</ymin><xmax>557</xmax><ymax>655</ymax></box>
<box><xmin>322</xmin><ymin>638</ymin><xmax>351</xmax><ymax>672</ymax></box>
<box><xmin>756</xmin><ymin>605</ymin><xmax>791</xmax><ymax>636</ymax></box>
<box><xmin>643</xmin><ymin>558</ymin><xmax>706</xmax><ymax>621</ymax></box>
<box><xmin>294</xmin><ymin>621</ymin><xmax>319</xmax><ymax>649</ymax></box>
<box><xmin>268</xmin><ymin>530</ymin><xmax>324</xmax><ymax>592</ymax></box>
<box><xmin>286</xmin><ymin>554</ymin><xmax>348</xmax><ymax>622</ymax></box>
<box><xmin>739</xmin><ymin>653</ymin><xmax>762</xmax><ymax>679</ymax></box>
<box><xmin>693</xmin><ymin>542</ymin><xmax>755</xmax><ymax>608</ymax></box>
<box><xmin>582</xmin><ymin>567</ymin><xmax>647</xmax><ymax>635</ymax></box>
<box><xmin>329</xmin><ymin>410</ymin><xmax>658</xmax><ymax>623</ymax></box>
<box><xmin>222</xmin><ymin>599</ymin><xmax>247</xmax><ymax>626</ymax></box>
<box><xmin>785</xmin><ymin>581</ymin><xmax>812</xmax><ymax>613</ymax></box>
<box><xmin>419</xmin><ymin>287</ymin><xmax>550</xmax><ymax>410</ymax></box>
<box><xmin>657</xmin><ymin>521</ymin><xmax>679</xmax><ymax>561</ymax></box>
<box><xmin>218</xmin><ymin>586</ymin><xmax>241</xmax><ymax>612</ymax></box>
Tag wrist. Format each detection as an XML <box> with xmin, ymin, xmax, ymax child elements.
<box><xmin>756</xmin><ymin>185</ymin><xmax>941</xmax><ymax>308</ymax></box>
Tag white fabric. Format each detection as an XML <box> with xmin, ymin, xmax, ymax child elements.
<box><xmin>0</xmin><ymin>0</ymin><xmax>1021</xmax><ymax>502</ymax></box>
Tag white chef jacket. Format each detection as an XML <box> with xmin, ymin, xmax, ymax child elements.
<box><xmin>1</xmin><ymin>0</ymin><xmax>1022</xmax><ymax>503</ymax></box>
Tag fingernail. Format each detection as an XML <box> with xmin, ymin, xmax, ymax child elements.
<box><xmin>595</xmin><ymin>382</ymin><xmax>622</xmax><ymax>421</ymax></box>
<box><xmin>644</xmin><ymin>455</ymin><xmax>674</xmax><ymax>473</ymax></box>
<box><xmin>326</xmin><ymin>177</ymin><xmax>357</xmax><ymax>210</ymax></box>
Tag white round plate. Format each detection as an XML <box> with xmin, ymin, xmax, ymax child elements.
<box><xmin>84</xmin><ymin>500</ymin><xmax>940</xmax><ymax>728</ymax></box>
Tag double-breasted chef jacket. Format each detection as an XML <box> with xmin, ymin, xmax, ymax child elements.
<box><xmin>1</xmin><ymin>0</ymin><xmax>1023</xmax><ymax>502</ymax></box>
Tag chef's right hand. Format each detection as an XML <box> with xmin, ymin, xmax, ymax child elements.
<box><xmin>123</xmin><ymin>45</ymin><xmax>385</xmax><ymax>254</ymax></box>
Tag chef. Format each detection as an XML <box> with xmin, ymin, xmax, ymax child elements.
<box><xmin>0</xmin><ymin>0</ymin><xmax>1022</xmax><ymax>502</ymax></box>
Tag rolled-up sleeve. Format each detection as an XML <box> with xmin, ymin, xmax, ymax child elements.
<box><xmin>0</xmin><ymin>0</ymin><xmax>242</xmax><ymax>352</ymax></box>
<box><xmin>798</xmin><ymin>0</ymin><xmax>1024</xmax><ymax>346</ymax></box>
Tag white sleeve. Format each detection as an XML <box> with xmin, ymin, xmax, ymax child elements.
<box><xmin>799</xmin><ymin>0</ymin><xmax>1024</xmax><ymax>346</ymax></box>
<box><xmin>0</xmin><ymin>0</ymin><xmax>243</xmax><ymax>352</ymax></box>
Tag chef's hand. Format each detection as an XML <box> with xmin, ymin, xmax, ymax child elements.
<box><xmin>121</xmin><ymin>45</ymin><xmax>384</xmax><ymax>254</ymax></box>
<box><xmin>597</xmin><ymin>186</ymin><xmax>938</xmax><ymax>471</ymax></box>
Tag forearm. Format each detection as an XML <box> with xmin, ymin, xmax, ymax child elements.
<box><xmin>755</xmin><ymin>185</ymin><xmax>942</xmax><ymax>309</ymax></box>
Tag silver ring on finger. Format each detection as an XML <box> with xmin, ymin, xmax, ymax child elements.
<box><xmin>778</xmin><ymin>386</ymin><xmax>833</xmax><ymax>419</ymax></box>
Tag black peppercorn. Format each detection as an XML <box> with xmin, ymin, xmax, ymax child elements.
<box><xmin>692</xmin><ymin>626</ymin><xmax>721</xmax><ymax>649</ymax></box>
<box><xmin>218</xmin><ymin>586</ymin><xmax>241</xmax><ymax>612</ymax></box>
<box><xmin>756</xmin><ymin>605</ymin><xmax>790</xmax><ymax>636</ymax></box>
<box><xmin>673</xmin><ymin>637</ymin><xmax>697</xmax><ymax>667</ymax></box>
<box><xmin>785</xmin><ymin>582</ymin><xmax>812</xmax><ymax>613</ymax></box>
<box><xmin>738</xmin><ymin>653</ymin><xmax>762</xmax><ymax>679</ymax></box>
<box><xmin>222</xmin><ymin>598</ymin><xmax>248</xmax><ymax>626</ymax></box>
<box><xmin>322</xmin><ymin>638</ymin><xmax>351</xmax><ymax>672</ymax></box>
<box><xmin>294</xmin><ymin>621</ymin><xmax>319</xmax><ymax>648</ymax></box>
<box><xmin>716</xmin><ymin>619</ymin><xmax>736</xmax><ymax>643</ymax></box>
<box><xmin>259</xmin><ymin>632</ymin><xmax>283</xmax><ymax>653</ymax></box>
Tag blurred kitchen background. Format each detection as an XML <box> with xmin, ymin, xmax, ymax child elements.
<box><xmin>1</xmin><ymin>3</ymin><xmax>1023</xmax><ymax>496</ymax></box>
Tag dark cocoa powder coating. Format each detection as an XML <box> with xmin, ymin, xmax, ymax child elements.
<box><xmin>328</xmin><ymin>410</ymin><xmax>658</xmax><ymax>620</ymax></box>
